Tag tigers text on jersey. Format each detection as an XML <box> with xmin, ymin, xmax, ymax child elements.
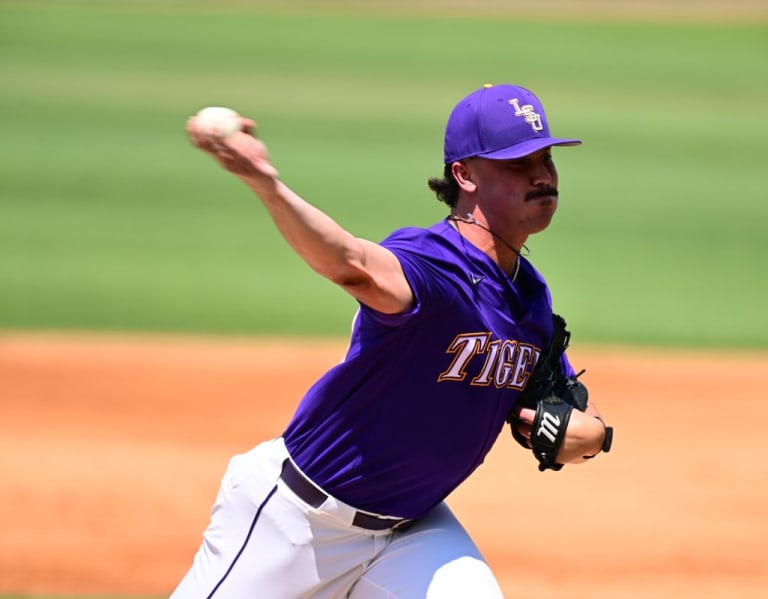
<box><xmin>283</xmin><ymin>219</ymin><xmax>573</xmax><ymax>519</ymax></box>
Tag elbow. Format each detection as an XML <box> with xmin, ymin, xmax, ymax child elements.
<box><xmin>324</xmin><ymin>266</ymin><xmax>369</xmax><ymax>289</ymax></box>
<box><xmin>316</xmin><ymin>264</ymin><xmax>371</xmax><ymax>291</ymax></box>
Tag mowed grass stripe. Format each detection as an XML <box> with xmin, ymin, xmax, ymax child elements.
<box><xmin>1</xmin><ymin>4</ymin><xmax>766</xmax><ymax>346</ymax></box>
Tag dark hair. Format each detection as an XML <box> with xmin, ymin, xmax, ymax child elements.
<box><xmin>427</xmin><ymin>164</ymin><xmax>459</xmax><ymax>207</ymax></box>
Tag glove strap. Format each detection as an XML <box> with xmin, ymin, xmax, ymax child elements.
<box><xmin>602</xmin><ymin>424</ymin><xmax>614</xmax><ymax>453</ymax></box>
<box><xmin>584</xmin><ymin>419</ymin><xmax>614</xmax><ymax>459</ymax></box>
<box><xmin>531</xmin><ymin>399</ymin><xmax>572</xmax><ymax>472</ymax></box>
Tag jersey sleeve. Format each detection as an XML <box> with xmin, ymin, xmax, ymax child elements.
<box><xmin>357</xmin><ymin>227</ymin><xmax>463</xmax><ymax>327</ymax></box>
<box><xmin>560</xmin><ymin>352</ymin><xmax>577</xmax><ymax>378</ymax></box>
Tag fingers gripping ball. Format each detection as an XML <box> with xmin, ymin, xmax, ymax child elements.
<box><xmin>194</xmin><ymin>106</ymin><xmax>243</xmax><ymax>140</ymax></box>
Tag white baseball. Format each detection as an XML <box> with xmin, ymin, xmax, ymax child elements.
<box><xmin>194</xmin><ymin>106</ymin><xmax>242</xmax><ymax>139</ymax></box>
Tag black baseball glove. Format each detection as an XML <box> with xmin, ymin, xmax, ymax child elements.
<box><xmin>508</xmin><ymin>313</ymin><xmax>610</xmax><ymax>471</ymax></box>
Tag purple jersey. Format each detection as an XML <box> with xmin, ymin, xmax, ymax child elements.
<box><xmin>283</xmin><ymin>219</ymin><xmax>574</xmax><ymax>519</ymax></box>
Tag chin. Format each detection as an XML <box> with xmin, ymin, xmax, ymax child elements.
<box><xmin>530</xmin><ymin>213</ymin><xmax>555</xmax><ymax>233</ymax></box>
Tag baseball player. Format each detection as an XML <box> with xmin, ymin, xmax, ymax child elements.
<box><xmin>172</xmin><ymin>83</ymin><xmax>612</xmax><ymax>598</ymax></box>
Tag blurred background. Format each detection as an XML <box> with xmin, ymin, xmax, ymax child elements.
<box><xmin>1</xmin><ymin>2</ymin><xmax>768</xmax><ymax>598</ymax></box>
<box><xmin>1</xmin><ymin>0</ymin><xmax>766</xmax><ymax>348</ymax></box>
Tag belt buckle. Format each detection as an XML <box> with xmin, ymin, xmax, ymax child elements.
<box><xmin>391</xmin><ymin>518</ymin><xmax>414</xmax><ymax>532</ymax></box>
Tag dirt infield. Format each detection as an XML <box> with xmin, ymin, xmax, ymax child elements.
<box><xmin>1</xmin><ymin>333</ymin><xmax>767</xmax><ymax>598</ymax></box>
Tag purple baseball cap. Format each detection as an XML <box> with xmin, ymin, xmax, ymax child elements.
<box><xmin>443</xmin><ymin>83</ymin><xmax>581</xmax><ymax>163</ymax></box>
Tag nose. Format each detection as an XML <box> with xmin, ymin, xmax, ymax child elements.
<box><xmin>529</xmin><ymin>158</ymin><xmax>553</xmax><ymax>186</ymax></box>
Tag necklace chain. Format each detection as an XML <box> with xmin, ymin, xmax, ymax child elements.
<box><xmin>449</xmin><ymin>214</ymin><xmax>529</xmax><ymax>282</ymax></box>
<box><xmin>509</xmin><ymin>251</ymin><xmax>521</xmax><ymax>282</ymax></box>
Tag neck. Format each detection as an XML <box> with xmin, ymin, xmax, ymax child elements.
<box><xmin>449</xmin><ymin>213</ymin><xmax>529</xmax><ymax>275</ymax></box>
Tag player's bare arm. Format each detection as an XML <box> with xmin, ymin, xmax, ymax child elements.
<box><xmin>186</xmin><ymin>117</ymin><xmax>413</xmax><ymax>315</ymax></box>
<box><xmin>513</xmin><ymin>404</ymin><xmax>608</xmax><ymax>465</ymax></box>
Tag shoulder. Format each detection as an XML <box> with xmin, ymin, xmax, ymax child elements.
<box><xmin>381</xmin><ymin>221</ymin><xmax>460</xmax><ymax>260</ymax></box>
<box><xmin>378</xmin><ymin>221</ymin><xmax>471</xmax><ymax>300</ymax></box>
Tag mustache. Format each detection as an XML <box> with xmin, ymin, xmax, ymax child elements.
<box><xmin>525</xmin><ymin>187</ymin><xmax>559</xmax><ymax>201</ymax></box>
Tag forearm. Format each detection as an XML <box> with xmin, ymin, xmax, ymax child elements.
<box><xmin>557</xmin><ymin>405</ymin><xmax>611</xmax><ymax>465</ymax></box>
<box><xmin>247</xmin><ymin>178</ymin><xmax>363</xmax><ymax>283</ymax></box>
<box><xmin>243</xmin><ymin>178</ymin><xmax>410</xmax><ymax>312</ymax></box>
<box><xmin>209</xmin><ymin>130</ymin><xmax>361</xmax><ymax>284</ymax></box>
<box><xmin>187</xmin><ymin>123</ymin><xmax>412</xmax><ymax>314</ymax></box>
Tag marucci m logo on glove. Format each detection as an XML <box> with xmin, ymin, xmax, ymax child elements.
<box><xmin>536</xmin><ymin>411</ymin><xmax>562</xmax><ymax>443</ymax></box>
<box><xmin>529</xmin><ymin>398</ymin><xmax>573</xmax><ymax>471</ymax></box>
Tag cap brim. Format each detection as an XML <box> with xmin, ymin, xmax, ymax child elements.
<box><xmin>478</xmin><ymin>137</ymin><xmax>581</xmax><ymax>160</ymax></box>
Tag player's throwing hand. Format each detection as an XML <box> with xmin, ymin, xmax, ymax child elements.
<box><xmin>186</xmin><ymin>113</ymin><xmax>279</xmax><ymax>196</ymax></box>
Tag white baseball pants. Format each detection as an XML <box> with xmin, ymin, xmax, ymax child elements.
<box><xmin>170</xmin><ymin>438</ymin><xmax>503</xmax><ymax>598</ymax></box>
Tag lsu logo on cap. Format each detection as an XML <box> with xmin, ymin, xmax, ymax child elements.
<box><xmin>509</xmin><ymin>98</ymin><xmax>543</xmax><ymax>132</ymax></box>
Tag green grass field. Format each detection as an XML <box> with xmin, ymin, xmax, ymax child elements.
<box><xmin>1</xmin><ymin>1</ymin><xmax>767</xmax><ymax>348</ymax></box>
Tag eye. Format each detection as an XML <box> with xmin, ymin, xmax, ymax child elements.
<box><xmin>504</xmin><ymin>158</ymin><xmax>528</xmax><ymax>169</ymax></box>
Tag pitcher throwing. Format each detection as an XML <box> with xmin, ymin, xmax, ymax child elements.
<box><xmin>172</xmin><ymin>83</ymin><xmax>612</xmax><ymax>598</ymax></box>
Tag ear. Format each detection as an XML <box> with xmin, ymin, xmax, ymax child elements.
<box><xmin>451</xmin><ymin>161</ymin><xmax>477</xmax><ymax>193</ymax></box>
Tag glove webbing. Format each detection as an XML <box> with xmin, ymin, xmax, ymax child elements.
<box><xmin>508</xmin><ymin>313</ymin><xmax>589</xmax><ymax>471</ymax></box>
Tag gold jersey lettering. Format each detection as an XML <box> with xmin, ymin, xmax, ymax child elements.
<box><xmin>439</xmin><ymin>332</ymin><xmax>541</xmax><ymax>391</ymax></box>
<box><xmin>437</xmin><ymin>333</ymin><xmax>491</xmax><ymax>382</ymax></box>
<box><xmin>508</xmin><ymin>344</ymin><xmax>538</xmax><ymax>390</ymax></box>
<box><xmin>471</xmin><ymin>340</ymin><xmax>501</xmax><ymax>386</ymax></box>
